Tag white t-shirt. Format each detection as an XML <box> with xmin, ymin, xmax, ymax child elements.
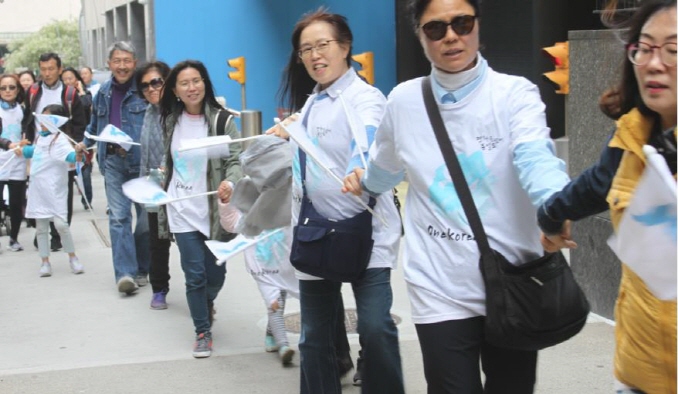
<box><xmin>25</xmin><ymin>133</ymin><xmax>73</xmax><ymax>221</ymax></box>
<box><xmin>370</xmin><ymin>69</ymin><xmax>551</xmax><ymax>324</ymax></box>
<box><xmin>291</xmin><ymin>68</ymin><xmax>401</xmax><ymax>280</ymax></box>
<box><xmin>0</xmin><ymin>105</ymin><xmax>27</xmax><ymax>180</ymax></box>
<box><xmin>167</xmin><ymin>112</ymin><xmax>210</xmax><ymax>237</ymax></box>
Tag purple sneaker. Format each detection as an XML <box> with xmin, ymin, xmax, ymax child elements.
<box><xmin>150</xmin><ymin>290</ymin><xmax>168</xmax><ymax>310</ymax></box>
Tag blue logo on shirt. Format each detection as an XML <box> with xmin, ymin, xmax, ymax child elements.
<box><xmin>428</xmin><ymin>151</ymin><xmax>494</xmax><ymax>225</ymax></box>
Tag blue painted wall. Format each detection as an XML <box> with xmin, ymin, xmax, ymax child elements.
<box><xmin>154</xmin><ymin>0</ymin><xmax>396</xmax><ymax>131</ymax></box>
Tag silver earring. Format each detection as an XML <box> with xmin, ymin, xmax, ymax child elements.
<box><xmin>176</xmin><ymin>97</ymin><xmax>180</xmax><ymax>102</ymax></box>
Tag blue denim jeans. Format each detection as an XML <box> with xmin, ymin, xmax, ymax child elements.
<box><xmin>299</xmin><ymin>268</ymin><xmax>404</xmax><ymax>394</ymax></box>
<box><xmin>104</xmin><ymin>154</ymin><xmax>150</xmax><ymax>281</ymax></box>
<box><xmin>174</xmin><ymin>231</ymin><xmax>226</xmax><ymax>334</ymax></box>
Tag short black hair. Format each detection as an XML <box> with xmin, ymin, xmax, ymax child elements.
<box><xmin>38</xmin><ymin>52</ymin><xmax>62</xmax><ymax>68</ymax></box>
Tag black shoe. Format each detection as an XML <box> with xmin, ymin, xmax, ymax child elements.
<box><xmin>50</xmin><ymin>238</ymin><xmax>62</xmax><ymax>251</ymax></box>
<box><xmin>353</xmin><ymin>354</ymin><xmax>363</xmax><ymax>386</ymax></box>
<box><xmin>337</xmin><ymin>353</ymin><xmax>354</xmax><ymax>379</ymax></box>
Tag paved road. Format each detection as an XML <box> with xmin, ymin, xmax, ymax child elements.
<box><xmin>0</xmin><ymin>168</ymin><xmax>616</xmax><ymax>393</ymax></box>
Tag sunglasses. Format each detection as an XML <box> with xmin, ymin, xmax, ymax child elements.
<box><xmin>140</xmin><ymin>77</ymin><xmax>164</xmax><ymax>92</ymax></box>
<box><xmin>420</xmin><ymin>15</ymin><xmax>477</xmax><ymax>41</ymax></box>
<box><xmin>0</xmin><ymin>85</ymin><xmax>18</xmax><ymax>92</ymax></box>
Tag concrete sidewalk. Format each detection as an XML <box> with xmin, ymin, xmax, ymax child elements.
<box><xmin>0</xmin><ymin>168</ymin><xmax>616</xmax><ymax>393</ymax></box>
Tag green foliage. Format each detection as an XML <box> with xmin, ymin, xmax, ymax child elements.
<box><xmin>4</xmin><ymin>19</ymin><xmax>81</xmax><ymax>74</ymax></box>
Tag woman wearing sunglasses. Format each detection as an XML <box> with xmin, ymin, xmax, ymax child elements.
<box><xmin>268</xmin><ymin>8</ymin><xmax>404</xmax><ymax>394</ymax></box>
<box><xmin>540</xmin><ymin>1</ymin><xmax>676</xmax><ymax>393</ymax></box>
<box><xmin>135</xmin><ymin>61</ymin><xmax>172</xmax><ymax>310</ymax></box>
<box><xmin>342</xmin><ymin>0</ymin><xmax>570</xmax><ymax>392</ymax></box>
<box><xmin>0</xmin><ymin>74</ymin><xmax>31</xmax><ymax>252</ymax></box>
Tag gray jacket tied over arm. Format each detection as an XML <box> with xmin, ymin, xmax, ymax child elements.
<box><xmin>231</xmin><ymin>135</ymin><xmax>292</xmax><ymax>236</ymax></box>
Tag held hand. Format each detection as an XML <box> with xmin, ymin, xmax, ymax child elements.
<box><xmin>218</xmin><ymin>180</ymin><xmax>233</xmax><ymax>203</ymax></box>
<box><xmin>74</xmin><ymin>142</ymin><xmax>86</xmax><ymax>153</ymax></box>
<box><xmin>18</xmin><ymin>139</ymin><xmax>30</xmax><ymax>147</ymax></box>
<box><xmin>540</xmin><ymin>220</ymin><xmax>577</xmax><ymax>253</ymax></box>
<box><xmin>342</xmin><ymin>168</ymin><xmax>365</xmax><ymax>196</ymax></box>
<box><xmin>266</xmin><ymin>114</ymin><xmax>299</xmax><ymax>140</ymax></box>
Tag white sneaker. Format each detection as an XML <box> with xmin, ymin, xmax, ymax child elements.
<box><xmin>117</xmin><ymin>276</ymin><xmax>139</xmax><ymax>295</ymax></box>
<box><xmin>8</xmin><ymin>239</ymin><xmax>23</xmax><ymax>252</ymax></box>
<box><xmin>69</xmin><ymin>257</ymin><xmax>84</xmax><ymax>274</ymax></box>
<box><xmin>39</xmin><ymin>262</ymin><xmax>52</xmax><ymax>277</ymax></box>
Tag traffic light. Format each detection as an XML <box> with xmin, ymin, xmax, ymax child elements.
<box><xmin>352</xmin><ymin>51</ymin><xmax>374</xmax><ymax>85</ymax></box>
<box><xmin>227</xmin><ymin>56</ymin><xmax>246</xmax><ymax>85</ymax></box>
<box><xmin>542</xmin><ymin>41</ymin><xmax>569</xmax><ymax>94</ymax></box>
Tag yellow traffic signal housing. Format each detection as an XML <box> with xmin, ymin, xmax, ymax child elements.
<box><xmin>542</xmin><ymin>41</ymin><xmax>569</xmax><ymax>94</ymax></box>
<box><xmin>352</xmin><ymin>51</ymin><xmax>374</xmax><ymax>85</ymax></box>
<box><xmin>227</xmin><ymin>56</ymin><xmax>246</xmax><ymax>85</ymax></box>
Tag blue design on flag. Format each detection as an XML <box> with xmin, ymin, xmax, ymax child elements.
<box><xmin>632</xmin><ymin>204</ymin><xmax>678</xmax><ymax>240</ymax></box>
<box><xmin>216</xmin><ymin>241</ymin><xmax>249</xmax><ymax>255</ymax></box>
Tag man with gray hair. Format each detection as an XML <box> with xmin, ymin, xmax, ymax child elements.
<box><xmin>76</xmin><ymin>41</ymin><xmax>150</xmax><ymax>295</ymax></box>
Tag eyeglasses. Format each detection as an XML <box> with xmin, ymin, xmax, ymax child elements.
<box><xmin>140</xmin><ymin>77</ymin><xmax>164</xmax><ymax>92</ymax></box>
<box><xmin>627</xmin><ymin>41</ymin><xmax>677</xmax><ymax>67</ymax></box>
<box><xmin>177</xmin><ymin>78</ymin><xmax>204</xmax><ymax>89</ymax></box>
<box><xmin>0</xmin><ymin>85</ymin><xmax>17</xmax><ymax>92</ymax></box>
<box><xmin>298</xmin><ymin>40</ymin><xmax>338</xmax><ymax>59</ymax></box>
<box><xmin>420</xmin><ymin>15</ymin><xmax>477</xmax><ymax>41</ymax></box>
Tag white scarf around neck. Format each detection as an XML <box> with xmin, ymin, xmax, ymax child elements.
<box><xmin>432</xmin><ymin>53</ymin><xmax>484</xmax><ymax>91</ymax></box>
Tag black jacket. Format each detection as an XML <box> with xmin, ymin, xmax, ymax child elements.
<box><xmin>537</xmin><ymin>133</ymin><xmax>623</xmax><ymax>235</ymax></box>
<box><xmin>25</xmin><ymin>82</ymin><xmax>88</xmax><ymax>143</ymax></box>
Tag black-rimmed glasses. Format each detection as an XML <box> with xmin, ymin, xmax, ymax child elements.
<box><xmin>627</xmin><ymin>41</ymin><xmax>677</xmax><ymax>67</ymax></box>
<box><xmin>140</xmin><ymin>77</ymin><xmax>164</xmax><ymax>92</ymax></box>
<box><xmin>420</xmin><ymin>15</ymin><xmax>477</xmax><ymax>41</ymax></box>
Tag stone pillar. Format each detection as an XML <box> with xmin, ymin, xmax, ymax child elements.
<box><xmin>566</xmin><ymin>29</ymin><xmax>626</xmax><ymax>319</ymax></box>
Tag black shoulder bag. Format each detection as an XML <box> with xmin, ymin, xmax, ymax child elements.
<box><xmin>289</xmin><ymin>148</ymin><xmax>376</xmax><ymax>282</ymax></box>
<box><xmin>421</xmin><ymin>76</ymin><xmax>590</xmax><ymax>351</ymax></box>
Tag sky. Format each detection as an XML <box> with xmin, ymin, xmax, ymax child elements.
<box><xmin>0</xmin><ymin>0</ymin><xmax>81</xmax><ymax>33</ymax></box>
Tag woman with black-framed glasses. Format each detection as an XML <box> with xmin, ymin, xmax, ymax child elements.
<box><xmin>135</xmin><ymin>61</ymin><xmax>172</xmax><ymax>311</ymax></box>
<box><xmin>342</xmin><ymin>0</ymin><xmax>572</xmax><ymax>392</ymax></box>
<box><xmin>0</xmin><ymin>73</ymin><xmax>32</xmax><ymax>252</ymax></box>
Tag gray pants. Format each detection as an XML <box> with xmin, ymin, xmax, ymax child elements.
<box><xmin>36</xmin><ymin>217</ymin><xmax>75</xmax><ymax>258</ymax></box>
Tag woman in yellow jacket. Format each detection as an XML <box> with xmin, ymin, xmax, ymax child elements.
<box><xmin>538</xmin><ymin>1</ymin><xmax>676</xmax><ymax>393</ymax></box>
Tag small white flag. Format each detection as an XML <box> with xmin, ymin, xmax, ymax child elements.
<box><xmin>608</xmin><ymin>145</ymin><xmax>677</xmax><ymax>300</ymax></box>
<box><xmin>122</xmin><ymin>177</ymin><xmax>217</xmax><ymax>205</ymax></box>
<box><xmin>179</xmin><ymin>135</ymin><xmax>232</xmax><ymax>158</ymax></box>
<box><xmin>205</xmin><ymin>228</ymin><xmax>284</xmax><ymax>265</ymax></box>
<box><xmin>85</xmin><ymin>124</ymin><xmax>140</xmax><ymax>151</ymax></box>
<box><xmin>34</xmin><ymin>114</ymin><xmax>68</xmax><ymax>135</ymax></box>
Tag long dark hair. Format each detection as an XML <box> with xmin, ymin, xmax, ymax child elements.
<box><xmin>159</xmin><ymin>60</ymin><xmax>222</xmax><ymax>132</ymax></box>
<box><xmin>60</xmin><ymin>67</ymin><xmax>87</xmax><ymax>90</ymax></box>
<box><xmin>615</xmin><ymin>0</ymin><xmax>676</xmax><ymax>118</ymax></box>
<box><xmin>0</xmin><ymin>74</ymin><xmax>25</xmax><ymax>105</ymax></box>
<box><xmin>277</xmin><ymin>8</ymin><xmax>354</xmax><ymax>113</ymax></box>
<box><xmin>134</xmin><ymin>60</ymin><xmax>171</xmax><ymax>99</ymax></box>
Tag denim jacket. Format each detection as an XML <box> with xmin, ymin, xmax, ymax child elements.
<box><xmin>84</xmin><ymin>77</ymin><xmax>147</xmax><ymax>175</ymax></box>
